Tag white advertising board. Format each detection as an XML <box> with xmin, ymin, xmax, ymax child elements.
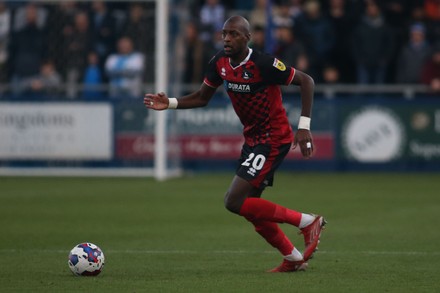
<box><xmin>342</xmin><ymin>107</ymin><xmax>405</xmax><ymax>162</ymax></box>
<box><xmin>0</xmin><ymin>103</ymin><xmax>112</xmax><ymax>160</ymax></box>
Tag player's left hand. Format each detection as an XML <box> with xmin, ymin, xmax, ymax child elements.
<box><xmin>293</xmin><ymin>129</ymin><xmax>314</xmax><ymax>158</ymax></box>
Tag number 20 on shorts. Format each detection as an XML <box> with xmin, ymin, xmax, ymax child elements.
<box><xmin>241</xmin><ymin>153</ymin><xmax>266</xmax><ymax>170</ymax></box>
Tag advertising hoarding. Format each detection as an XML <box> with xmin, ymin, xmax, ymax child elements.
<box><xmin>0</xmin><ymin>103</ymin><xmax>113</xmax><ymax>160</ymax></box>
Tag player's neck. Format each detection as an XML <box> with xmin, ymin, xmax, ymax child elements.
<box><xmin>230</xmin><ymin>47</ymin><xmax>250</xmax><ymax>67</ymax></box>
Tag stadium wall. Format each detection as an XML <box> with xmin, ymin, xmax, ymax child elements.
<box><xmin>1</xmin><ymin>94</ymin><xmax>440</xmax><ymax>173</ymax></box>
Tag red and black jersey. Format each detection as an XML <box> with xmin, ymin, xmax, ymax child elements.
<box><xmin>204</xmin><ymin>48</ymin><xmax>295</xmax><ymax>146</ymax></box>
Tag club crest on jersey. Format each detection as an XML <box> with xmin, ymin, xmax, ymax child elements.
<box><xmin>227</xmin><ymin>82</ymin><xmax>251</xmax><ymax>92</ymax></box>
<box><xmin>242</xmin><ymin>70</ymin><xmax>253</xmax><ymax>80</ymax></box>
<box><xmin>273</xmin><ymin>58</ymin><xmax>286</xmax><ymax>71</ymax></box>
<box><xmin>221</xmin><ymin>67</ymin><xmax>226</xmax><ymax>76</ymax></box>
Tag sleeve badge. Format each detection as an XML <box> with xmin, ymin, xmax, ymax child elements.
<box><xmin>273</xmin><ymin>58</ymin><xmax>286</xmax><ymax>71</ymax></box>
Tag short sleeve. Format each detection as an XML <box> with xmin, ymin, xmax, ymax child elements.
<box><xmin>203</xmin><ymin>55</ymin><xmax>223</xmax><ymax>88</ymax></box>
<box><xmin>259</xmin><ymin>55</ymin><xmax>295</xmax><ymax>85</ymax></box>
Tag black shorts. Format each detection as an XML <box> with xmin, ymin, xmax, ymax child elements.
<box><xmin>236</xmin><ymin>143</ymin><xmax>291</xmax><ymax>190</ymax></box>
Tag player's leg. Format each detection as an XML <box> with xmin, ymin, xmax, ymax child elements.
<box><xmin>223</xmin><ymin>175</ymin><xmax>255</xmax><ymax>214</ymax></box>
<box><xmin>236</xmin><ymin>182</ymin><xmax>326</xmax><ymax>262</ymax></box>
<box><xmin>225</xmin><ymin>175</ymin><xmax>312</xmax><ymax>228</ymax></box>
<box><xmin>224</xmin><ymin>176</ymin><xmax>292</xmax><ymax>250</ymax></box>
<box><xmin>226</xmin><ymin>143</ymin><xmax>311</xmax><ymax>228</ymax></box>
<box><xmin>225</xmin><ymin>176</ymin><xmax>302</xmax><ymax>267</ymax></box>
<box><xmin>225</xmin><ymin>143</ymin><xmax>326</xmax><ymax>268</ymax></box>
<box><xmin>251</xmin><ymin>218</ymin><xmax>308</xmax><ymax>273</ymax></box>
<box><xmin>224</xmin><ymin>142</ymin><xmax>278</xmax><ymax>214</ymax></box>
<box><xmin>224</xmin><ymin>144</ymin><xmax>312</xmax><ymax>271</ymax></box>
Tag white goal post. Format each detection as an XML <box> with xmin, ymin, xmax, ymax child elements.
<box><xmin>153</xmin><ymin>0</ymin><xmax>182</xmax><ymax>180</ymax></box>
<box><xmin>155</xmin><ymin>0</ymin><xmax>170</xmax><ymax>180</ymax></box>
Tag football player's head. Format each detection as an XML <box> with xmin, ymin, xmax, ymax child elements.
<box><xmin>222</xmin><ymin>16</ymin><xmax>251</xmax><ymax>58</ymax></box>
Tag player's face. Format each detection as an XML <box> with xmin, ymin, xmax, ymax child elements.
<box><xmin>222</xmin><ymin>23</ymin><xmax>249</xmax><ymax>58</ymax></box>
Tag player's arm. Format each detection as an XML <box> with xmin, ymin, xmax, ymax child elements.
<box><xmin>291</xmin><ymin>70</ymin><xmax>315</xmax><ymax>158</ymax></box>
<box><xmin>291</xmin><ymin>70</ymin><xmax>314</xmax><ymax>118</ymax></box>
<box><xmin>143</xmin><ymin>83</ymin><xmax>217</xmax><ymax>110</ymax></box>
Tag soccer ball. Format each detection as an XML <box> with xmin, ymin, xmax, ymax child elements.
<box><xmin>68</xmin><ymin>242</ymin><xmax>105</xmax><ymax>276</ymax></box>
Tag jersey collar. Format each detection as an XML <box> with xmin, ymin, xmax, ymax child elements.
<box><xmin>229</xmin><ymin>48</ymin><xmax>253</xmax><ymax>70</ymax></box>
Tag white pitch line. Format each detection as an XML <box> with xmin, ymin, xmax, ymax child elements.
<box><xmin>0</xmin><ymin>249</ymin><xmax>439</xmax><ymax>256</ymax></box>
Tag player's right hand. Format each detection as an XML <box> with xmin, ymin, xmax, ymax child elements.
<box><xmin>144</xmin><ymin>92</ymin><xmax>169</xmax><ymax>110</ymax></box>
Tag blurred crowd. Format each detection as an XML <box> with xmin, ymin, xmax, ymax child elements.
<box><xmin>182</xmin><ymin>0</ymin><xmax>440</xmax><ymax>91</ymax></box>
<box><xmin>0</xmin><ymin>0</ymin><xmax>439</xmax><ymax>99</ymax></box>
<box><xmin>0</xmin><ymin>1</ymin><xmax>155</xmax><ymax>98</ymax></box>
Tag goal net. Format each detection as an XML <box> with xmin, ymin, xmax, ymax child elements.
<box><xmin>0</xmin><ymin>0</ymin><xmax>182</xmax><ymax>179</ymax></box>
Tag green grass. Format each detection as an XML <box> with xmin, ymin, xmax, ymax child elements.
<box><xmin>1</xmin><ymin>173</ymin><xmax>440</xmax><ymax>292</ymax></box>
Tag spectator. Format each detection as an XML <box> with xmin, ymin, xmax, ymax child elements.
<box><xmin>45</xmin><ymin>1</ymin><xmax>80</xmax><ymax>75</ymax></box>
<box><xmin>12</xmin><ymin>2</ymin><xmax>47</xmax><ymax>32</ymax></box>
<box><xmin>249</xmin><ymin>25</ymin><xmax>266</xmax><ymax>52</ymax></box>
<box><xmin>287</xmin><ymin>0</ymin><xmax>304</xmax><ymax>20</ymax></box>
<box><xmin>295</xmin><ymin>0</ymin><xmax>335</xmax><ymax>81</ymax></box>
<box><xmin>11</xmin><ymin>60</ymin><xmax>62</xmax><ymax>97</ymax></box>
<box><xmin>181</xmin><ymin>22</ymin><xmax>205</xmax><ymax>86</ymax></box>
<box><xmin>249</xmin><ymin>0</ymin><xmax>267</xmax><ymax>28</ymax></box>
<box><xmin>295</xmin><ymin>53</ymin><xmax>310</xmax><ymax>73</ymax></box>
<box><xmin>199</xmin><ymin>0</ymin><xmax>225</xmax><ymax>41</ymax></box>
<box><xmin>29</xmin><ymin>60</ymin><xmax>62</xmax><ymax>96</ymax></box>
<box><xmin>396</xmin><ymin>23</ymin><xmax>431</xmax><ymax>84</ymax></box>
<box><xmin>408</xmin><ymin>5</ymin><xmax>430</xmax><ymax>42</ymax></box>
<box><xmin>272</xmin><ymin>1</ymin><xmax>294</xmax><ymax>29</ymax></box>
<box><xmin>274</xmin><ymin>25</ymin><xmax>305</xmax><ymax>68</ymax></box>
<box><xmin>90</xmin><ymin>1</ymin><xmax>116</xmax><ymax>73</ymax></box>
<box><xmin>327</xmin><ymin>0</ymin><xmax>357</xmax><ymax>83</ymax></box>
<box><xmin>63</xmin><ymin>11</ymin><xmax>93</xmax><ymax>91</ymax></box>
<box><xmin>208</xmin><ymin>29</ymin><xmax>224</xmax><ymax>55</ymax></box>
<box><xmin>82</xmin><ymin>51</ymin><xmax>104</xmax><ymax>100</ymax></box>
<box><xmin>322</xmin><ymin>64</ymin><xmax>341</xmax><ymax>84</ymax></box>
<box><xmin>105</xmin><ymin>36</ymin><xmax>144</xmax><ymax>98</ymax></box>
<box><xmin>0</xmin><ymin>2</ymin><xmax>11</xmax><ymax>84</ymax></box>
<box><xmin>424</xmin><ymin>0</ymin><xmax>440</xmax><ymax>44</ymax></box>
<box><xmin>410</xmin><ymin>5</ymin><xmax>426</xmax><ymax>24</ymax></box>
<box><xmin>9</xmin><ymin>3</ymin><xmax>46</xmax><ymax>95</ymax></box>
<box><xmin>351</xmin><ymin>1</ymin><xmax>394</xmax><ymax>84</ymax></box>
<box><xmin>421</xmin><ymin>45</ymin><xmax>440</xmax><ymax>92</ymax></box>
<box><xmin>380</xmin><ymin>0</ymin><xmax>418</xmax><ymax>84</ymax></box>
<box><xmin>120</xmin><ymin>3</ymin><xmax>155</xmax><ymax>83</ymax></box>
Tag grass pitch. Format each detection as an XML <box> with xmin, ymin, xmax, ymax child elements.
<box><xmin>0</xmin><ymin>173</ymin><xmax>439</xmax><ymax>293</ymax></box>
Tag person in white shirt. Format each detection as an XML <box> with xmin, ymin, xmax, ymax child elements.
<box><xmin>105</xmin><ymin>36</ymin><xmax>144</xmax><ymax>98</ymax></box>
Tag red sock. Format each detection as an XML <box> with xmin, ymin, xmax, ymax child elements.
<box><xmin>250</xmin><ymin>219</ymin><xmax>294</xmax><ymax>256</ymax></box>
<box><xmin>239</xmin><ymin>197</ymin><xmax>302</xmax><ymax>227</ymax></box>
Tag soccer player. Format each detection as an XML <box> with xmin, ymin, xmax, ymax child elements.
<box><xmin>144</xmin><ymin>16</ymin><xmax>326</xmax><ymax>272</ymax></box>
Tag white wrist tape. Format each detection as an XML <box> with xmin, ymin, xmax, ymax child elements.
<box><xmin>167</xmin><ymin>97</ymin><xmax>178</xmax><ymax>109</ymax></box>
<box><xmin>298</xmin><ymin>116</ymin><xmax>311</xmax><ymax>130</ymax></box>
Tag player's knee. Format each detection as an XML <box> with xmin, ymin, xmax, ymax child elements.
<box><xmin>224</xmin><ymin>191</ymin><xmax>242</xmax><ymax>214</ymax></box>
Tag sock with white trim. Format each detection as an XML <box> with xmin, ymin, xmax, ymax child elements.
<box><xmin>299</xmin><ymin>213</ymin><xmax>316</xmax><ymax>229</ymax></box>
<box><xmin>284</xmin><ymin>247</ymin><xmax>304</xmax><ymax>261</ymax></box>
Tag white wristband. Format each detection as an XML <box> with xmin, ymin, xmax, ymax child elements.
<box><xmin>168</xmin><ymin>97</ymin><xmax>178</xmax><ymax>109</ymax></box>
<box><xmin>298</xmin><ymin>116</ymin><xmax>311</xmax><ymax>130</ymax></box>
